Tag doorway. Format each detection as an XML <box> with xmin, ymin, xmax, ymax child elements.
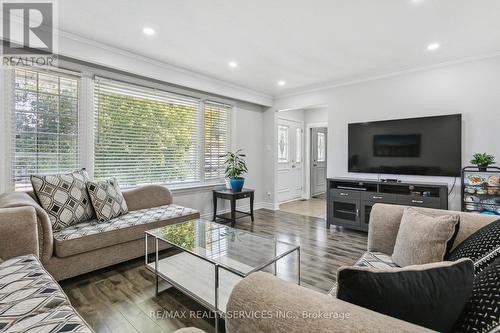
<box><xmin>276</xmin><ymin>118</ymin><xmax>304</xmax><ymax>203</ymax></box>
<box><xmin>310</xmin><ymin>127</ymin><xmax>327</xmax><ymax>198</ymax></box>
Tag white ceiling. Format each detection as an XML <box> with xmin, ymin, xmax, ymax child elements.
<box><xmin>58</xmin><ymin>0</ymin><xmax>500</xmax><ymax>96</ymax></box>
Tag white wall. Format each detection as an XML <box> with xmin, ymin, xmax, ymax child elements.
<box><xmin>304</xmin><ymin>107</ymin><xmax>328</xmax><ymax>125</ymax></box>
<box><xmin>173</xmin><ymin>103</ymin><xmax>267</xmax><ymax>216</ymax></box>
<box><xmin>273</xmin><ymin>56</ymin><xmax>500</xmax><ymax>210</ymax></box>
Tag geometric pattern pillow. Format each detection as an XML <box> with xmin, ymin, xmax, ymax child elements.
<box><xmin>30</xmin><ymin>169</ymin><xmax>95</xmax><ymax>232</ymax></box>
<box><xmin>447</xmin><ymin>219</ymin><xmax>500</xmax><ymax>274</ymax></box>
<box><xmin>452</xmin><ymin>257</ymin><xmax>500</xmax><ymax>333</ymax></box>
<box><xmin>86</xmin><ymin>178</ymin><xmax>128</xmax><ymax>222</ymax></box>
<box><xmin>0</xmin><ymin>255</ymin><xmax>93</xmax><ymax>332</ymax></box>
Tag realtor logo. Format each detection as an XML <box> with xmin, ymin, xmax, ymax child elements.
<box><xmin>1</xmin><ymin>1</ymin><xmax>57</xmax><ymax>66</ymax></box>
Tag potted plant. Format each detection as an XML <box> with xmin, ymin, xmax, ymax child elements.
<box><xmin>222</xmin><ymin>149</ymin><xmax>248</xmax><ymax>192</ymax></box>
<box><xmin>470</xmin><ymin>153</ymin><xmax>496</xmax><ymax>171</ymax></box>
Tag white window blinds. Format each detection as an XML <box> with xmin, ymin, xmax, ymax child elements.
<box><xmin>93</xmin><ymin>77</ymin><xmax>202</xmax><ymax>186</ymax></box>
<box><xmin>12</xmin><ymin>68</ymin><xmax>80</xmax><ymax>190</ymax></box>
<box><xmin>204</xmin><ymin>100</ymin><xmax>231</xmax><ymax>181</ymax></box>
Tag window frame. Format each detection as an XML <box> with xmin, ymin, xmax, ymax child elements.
<box><xmin>8</xmin><ymin>66</ymin><xmax>82</xmax><ymax>191</ymax></box>
<box><xmin>5</xmin><ymin>61</ymin><xmax>234</xmax><ymax>191</ymax></box>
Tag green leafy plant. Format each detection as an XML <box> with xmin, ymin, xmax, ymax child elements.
<box><xmin>222</xmin><ymin>149</ymin><xmax>248</xmax><ymax>179</ymax></box>
<box><xmin>470</xmin><ymin>153</ymin><xmax>496</xmax><ymax>167</ymax></box>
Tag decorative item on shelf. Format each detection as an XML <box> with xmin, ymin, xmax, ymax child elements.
<box><xmin>470</xmin><ymin>152</ymin><xmax>496</xmax><ymax>172</ymax></box>
<box><xmin>222</xmin><ymin>149</ymin><xmax>248</xmax><ymax>193</ymax></box>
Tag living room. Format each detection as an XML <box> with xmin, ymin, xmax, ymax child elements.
<box><xmin>0</xmin><ymin>1</ymin><xmax>499</xmax><ymax>333</ymax></box>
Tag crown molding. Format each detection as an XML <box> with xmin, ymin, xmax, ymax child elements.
<box><xmin>55</xmin><ymin>30</ymin><xmax>274</xmax><ymax>106</ymax></box>
<box><xmin>275</xmin><ymin>51</ymin><xmax>500</xmax><ymax>99</ymax></box>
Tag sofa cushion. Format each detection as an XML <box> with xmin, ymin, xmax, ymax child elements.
<box><xmin>0</xmin><ymin>255</ymin><xmax>92</xmax><ymax>332</ymax></box>
<box><xmin>337</xmin><ymin>258</ymin><xmax>474</xmax><ymax>333</ymax></box>
<box><xmin>53</xmin><ymin>204</ymin><xmax>199</xmax><ymax>257</ymax></box>
<box><xmin>391</xmin><ymin>207</ymin><xmax>459</xmax><ymax>267</ymax></box>
<box><xmin>30</xmin><ymin>169</ymin><xmax>95</xmax><ymax>232</ymax></box>
<box><xmin>86</xmin><ymin>178</ymin><xmax>128</xmax><ymax>222</ymax></box>
<box><xmin>453</xmin><ymin>256</ymin><xmax>500</xmax><ymax>333</ymax></box>
<box><xmin>354</xmin><ymin>251</ymin><xmax>399</xmax><ymax>269</ymax></box>
<box><xmin>447</xmin><ymin>219</ymin><xmax>500</xmax><ymax>274</ymax></box>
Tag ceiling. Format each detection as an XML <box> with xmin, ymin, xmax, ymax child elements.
<box><xmin>57</xmin><ymin>0</ymin><xmax>500</xmax><ymax>96</ymax></box>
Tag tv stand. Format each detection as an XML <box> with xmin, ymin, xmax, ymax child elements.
<box><xmin>327</xmin><ymin>178</ymin><xmax>448</xmax><ymax>232</ymax></box>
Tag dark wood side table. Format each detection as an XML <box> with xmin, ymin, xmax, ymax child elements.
<box><xmin>213</xmin><ymin>188</ymin><xmax>255</xmax><ymax>226</ymax></box>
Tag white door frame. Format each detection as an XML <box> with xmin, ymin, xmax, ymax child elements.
<box><xmin>304</xmin><ymin>122</ymin><xmax>328</xmax><ymax>200</ymax></box>
<box><xmin>276</xmin><ymin>117</ymin><xmax>305</xmax><ymax>203</ymax></box>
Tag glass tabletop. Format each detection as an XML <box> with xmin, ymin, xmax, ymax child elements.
<box><xmin>146</xmin><ymin>219</ymin><xmax>299</xmax><ymax>277</ymax></box>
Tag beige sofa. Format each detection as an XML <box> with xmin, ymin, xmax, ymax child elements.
<box><xmin>0</xmin><ymin>185</ymin><xmax>199</xmax><ymax>280</ymax></box>
<box><xmin>224</xmin><ymin>204</ymin><xmax>498</xmax><ymax>333</ymax></box>
<box><xmin>0</xmin><ymin>207</ymin><xmax>94</xmax><ymax>332</ymax></box>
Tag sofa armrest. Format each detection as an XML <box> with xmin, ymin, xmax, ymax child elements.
<box><xmin>226</xmin><ymin>272</ymin><xmax>432</xmax><ymax>333</ymax></box>
<box><xmin>0</xmin><ymin>206</ymin><xmax>39</xmax><ymax>260</ymax></box>
<box><xmin>0</xmin><ymin>192</ymin><xmax>53</xmax><ymax>262</ymax></box>
<box><xmin>122</xmin><ymin>185</ymin><xmax>173</xmax><ymax>211</ymax></box>
<box><xmin>367</xmin><ymin>203</ymin><xmax>406</xmax><ymax>254</ymax></box>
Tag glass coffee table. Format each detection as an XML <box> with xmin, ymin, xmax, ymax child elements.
<box><xmin>145</xmin><ymin>219</ymin><xmax>300</xmax><ymax>332</ymax></box>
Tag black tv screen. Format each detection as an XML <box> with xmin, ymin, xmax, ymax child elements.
<box><xmin>348</xmin><ymin>114</ymin><xmax>462</xmax><ymax>177</ymax></box>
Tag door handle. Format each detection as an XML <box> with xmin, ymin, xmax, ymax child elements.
<box><xmin>411</xmin><ymin>200</ymin><xmax>424</xmax><ymax>204</ymax></box>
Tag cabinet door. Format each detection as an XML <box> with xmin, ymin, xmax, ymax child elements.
<box><xmin>332</xmin><ymin>197</ymin><xmax>360</xmax><ymax>228</ymax></box>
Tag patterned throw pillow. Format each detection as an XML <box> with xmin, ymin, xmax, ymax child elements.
<box><xmin>31</xmin><ymin>169</ymin><xmax>95</xmax><ymax>232</ymax></box>
<box><xmin>453</xmin><ymin>257</ymin><xmax>500</xmax><ymax>333</ymax></box>
<box><xmin>447</xmin><ymin>219</ymin><xmax>500</xmax><ymax>274</ymax></box>
<box><xmin>87</xmin><ymin>178</ymin><xmax>128</xmax><ymax>222</ymax></box>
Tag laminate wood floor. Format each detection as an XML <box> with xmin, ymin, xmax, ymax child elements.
<box><xmin>279</xmin><ymin>197</ymin><xmax>327</xmax><ymax>219</ymax></box>
<box><xmin>60</xmin><ymin>209</ymin><xmax>367</xmax><ymax>333</ymax></box>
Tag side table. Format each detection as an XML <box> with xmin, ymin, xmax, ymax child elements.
<box><xmin>213</xmin><ymin>188</ymin><xmax>255</xmax><ymax>226</ymax></box>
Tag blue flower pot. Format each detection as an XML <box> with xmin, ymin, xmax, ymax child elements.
<box><xmin>229</xmin><ymin>178</ymin><xmax>245</xmax><ymax>193</ymax></box>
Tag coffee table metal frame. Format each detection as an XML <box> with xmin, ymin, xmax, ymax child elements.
<box><xmin>144</xmin><ymin>222</ymin><xmax>300</xmax><ymax>333</ymax></box>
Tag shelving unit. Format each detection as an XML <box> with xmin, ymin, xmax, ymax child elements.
<box><xmin>461</xmin><ymin>166</ymin><xmax>500</xmax><ymax>215</ymax></box>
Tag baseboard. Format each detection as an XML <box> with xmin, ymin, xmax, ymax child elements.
<box><xmin>199</xmin><ymin>202</ymin><xmax>277</xmax><ymax>219</ymax></box>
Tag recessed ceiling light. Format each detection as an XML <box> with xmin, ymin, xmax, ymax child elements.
<box><xmin>143</xmin><ymin>27</ymin><xmax>155</xmax><ymax>36</ymax></box>
<box><xmin>278</xmin><ymin>80</ymin><xmax>286</xmax><ymax>86</ymax></box>
<box><xmin>427</xmin><ymin>42</ymin><xmax>440</xmax><ymax>51</ymax></box>
<box><xmin>411</xmin><ymin>0</ymin><xmax>424</xmax><ymax>4</ymax></box>
<box><xmin>228</xmin><ymin>61</ymin><xmax>238</xmax><ymax>68</ymax></box>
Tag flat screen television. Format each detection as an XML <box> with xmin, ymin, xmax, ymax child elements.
<box><xmin>348</xmin><ymin>114</ymin><xmax>462</xmax><ymax>177</ymax></box>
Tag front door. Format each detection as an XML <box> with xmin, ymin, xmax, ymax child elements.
<box><xmin>276</xmin><ymin>118</ymin><xmax>304</xmax><ymax>203</ymax></box>
<box><xmin>311</xmin><ymin>127</ymin><xmax>327</xmax><ymax>197</ymax></box>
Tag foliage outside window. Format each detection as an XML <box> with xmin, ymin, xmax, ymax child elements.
<box><xmin>9</xmin><ymin>68</ymin><xmax>231</xmax><ymax>190</ymax></box>
<box><xmin>12</xmin><ymin>68</ymin><xmax>79</xmax><ymax>190</ymax></box>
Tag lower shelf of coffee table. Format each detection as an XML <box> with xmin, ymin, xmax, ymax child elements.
<box><xmin>146</xmin><ymin>251</ymin><xmax>245</xmax><ymax>313</ymax></box>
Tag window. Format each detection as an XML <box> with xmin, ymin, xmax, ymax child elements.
<box><xmin>8</xmin><ymin>67</ymin><xmax>232</xmax><ymax>190</ymax></box>
<box><xmin>278</xmin><ymin>125</ymin><xmax>289</xmax><ymax>163</ymax></box>
<box><xmin>204</xmin><ymin>100</ymin><xmax>231</xmax><ymax>181</ymax></box>
<box><xmin>12</xmin><ymin>68</ymin><xmax>80</xmax><ymax>190</ymax></box>
<box><xmin>296</xmin><ymin>128</ymin><xmax>302</xmax><ymax>163</ymax></box>
<box><xmin>93</xmin><ymin>77</ymin><xmax>201</xmax><ymax>186</ymax></box>
<box><xmin>317</xmin><ymin>132</ymin><xmax>326</xmax><ymax>162</ymax></box>
<box><xmin>93</xmin><ymin>77</ymin><xmax>232</xmax><ymax>187</ymax></box>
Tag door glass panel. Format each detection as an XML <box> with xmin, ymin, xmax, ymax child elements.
<box><xmin>278</xmin><ymin>125</ymin><xmax>289</xmax><ymax>163</ymax></box>
<box><xmin>317</xmin><ymin>132</ymin><xmax>325</xmax><ymax>162</ymax></box>
<box><xmin>333</xmin><ymin>201</ymin><xmax>357</xmax><ymax>221</ymax></box>
<box><xmin>296</xmin><ymin>128</ymin><xmax>302</xmax><ymax>163</ymax></box>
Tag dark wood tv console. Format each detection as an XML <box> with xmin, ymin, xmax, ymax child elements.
<box><xmin>327</xmin><ymin>178</ymin><xmax>449</xmax><ymax>232</ymax></box>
